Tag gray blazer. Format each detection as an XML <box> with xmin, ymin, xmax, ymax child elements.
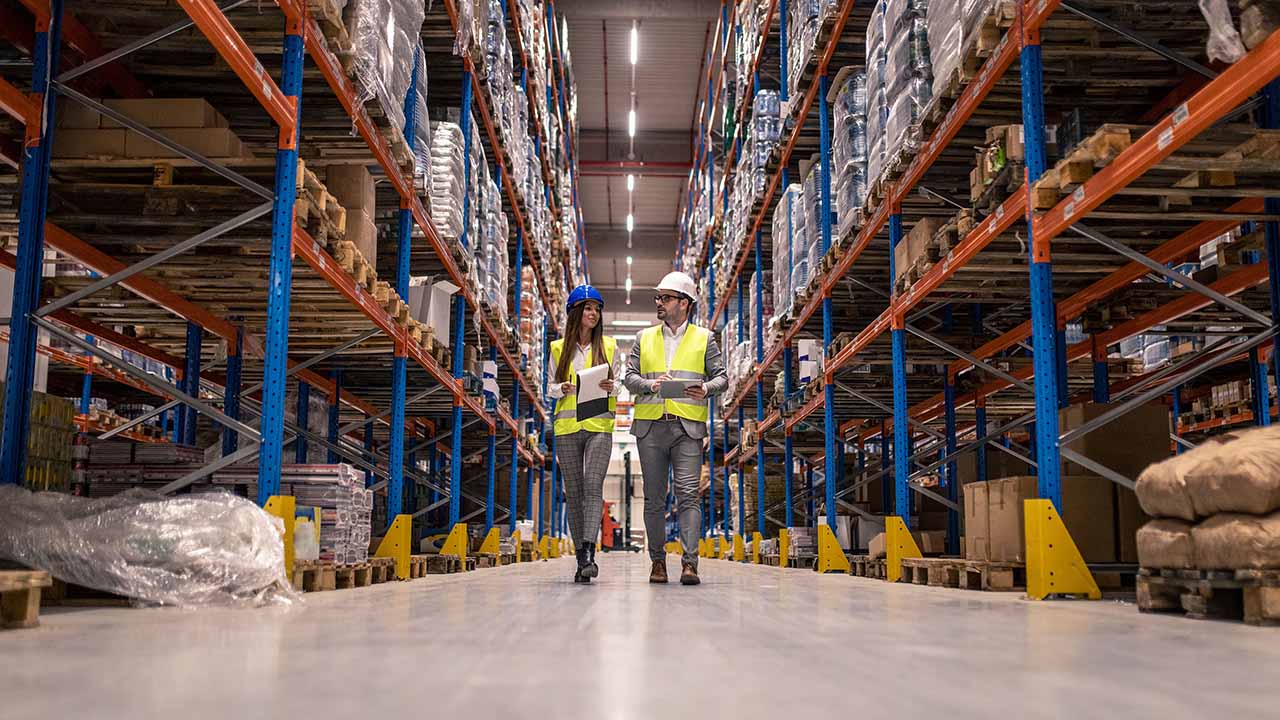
<box><xmin>623</xmin><ymin>324</ymin><xmax>729</xmax><ymax>440</ymax></box>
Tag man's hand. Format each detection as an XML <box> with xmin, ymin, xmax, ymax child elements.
<box><xmin>650</xmin><ymin>373</ymin><xmax>672</xmax><ymax>394</ymax></box>
<box><xmin>684</xmin><ymin>383</ymin><xmax>707</xmax><ymax>401</ymax></box>
<box><xmin>599</xmin><ymin>379</ymin><xmax>616</xmax><ymax>393</ymax></box>
<box><xmin>560</xmin><ymin>381</ymin><xmax>575</xmax><ymax>396</ymax></box>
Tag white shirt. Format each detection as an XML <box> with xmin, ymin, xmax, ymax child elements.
<box><xmin>548</xmin><ymin>341</ymin><xmax>621</xmax><ymax>398</ymax></box>
<box><xmin>661</xmin><ymin>320</ymin><xmax>689</xmax><ymax>371</ymax></box>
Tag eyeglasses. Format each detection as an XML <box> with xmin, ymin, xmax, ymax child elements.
<box><xmin>654</xmin><ymin>294</ymin><xmax>681</xmax><ymax>304</ymax></box>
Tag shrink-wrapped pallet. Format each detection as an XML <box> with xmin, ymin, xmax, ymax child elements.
<box><xmin>346</xmin><ymin>0</ymin><xmax>426</xmax><ymax>139</ymax></box>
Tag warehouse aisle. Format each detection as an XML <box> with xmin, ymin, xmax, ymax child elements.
<box><xmin>4</xmin><ymin>553</ymin><xmax>1275</xmax><ymax>719</ymax></box>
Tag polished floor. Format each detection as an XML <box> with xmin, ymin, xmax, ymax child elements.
<box><xmin>3</xmin><ymin>552</ymin><xmax>1275</xmax><ymax>718</ymax></box>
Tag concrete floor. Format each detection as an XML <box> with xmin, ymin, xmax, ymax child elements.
<box><xmin>4</xmin><ymin>553</ymin><xmax>1276</xmax><ymax>719</ymax></box>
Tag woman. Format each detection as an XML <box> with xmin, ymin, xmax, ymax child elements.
<box><xmin>548</xmin><ymin>284</ymin><xmax>619</xmax><ymax>583</ymax></box>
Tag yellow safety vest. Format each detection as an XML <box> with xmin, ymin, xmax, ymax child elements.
<box><xmin>549</xmin><ymin>335</ymin><xmax>617</xmax><ymax>436</ymax></box>
<box><xmin>634</xmin><ymin>323</ymin><xmax>709</xmax><ymax>423</ymax></box>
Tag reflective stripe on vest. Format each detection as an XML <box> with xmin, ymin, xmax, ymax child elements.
<box><xmin>635</xmin><ymin>324</ymin><xmax>709</xmax><ymax>423</ymax></box>
<box><xmin>549</xmin><ymin>335</ymin><xmax>617</xmax><ymax>436</ymax></box>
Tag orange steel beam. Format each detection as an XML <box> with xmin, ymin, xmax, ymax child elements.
<box><xmin>0</xmin><ymin>75</ymin><xmax>39</xmax><ymax>127</ymax></box>
<box><xmin>174</xmin><ymin>0</ymin><xmax>296</xmax><ymax>132</ymax></box>
<box><xmin>1034</xmin><ymin>29</ymin><xmax>1280</xmax><ymax>245</ymax></box>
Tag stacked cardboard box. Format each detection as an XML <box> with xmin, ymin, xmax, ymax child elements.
<box><xmin>55</xmin><ymin>98</ymin><xmax>253</xmax><ymax>160</ymax></box>
<box><xmin>325</xmin><ymin>164</ymin><xmax>378</xmax><ymax>265</ymax></box>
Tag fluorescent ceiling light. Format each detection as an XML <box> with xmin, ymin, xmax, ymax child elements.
<box><xmin>627</xmin><ymin>109</ymin><xmax>636</xmax><ymax>138</ymax></box>
<box><xmin>626</xmin><ymin>213</ymin><xmax>634</xmax><ymax>232</ymax></box>
<box><xmin>624</xmin><ymin>277</ymin><xmax>632</xmax><ymax>292</ymax></box>
<box><xmin>630</xmin><ymin>24</ymin><xmax>638</xmax><ymax>65</ymax></box>
<box><xmin>626</xmin><ymin>174</ymin><xmax>635</xmax><ymax>192</ymax></box>
<box><xmin>610</xmin><ymin>319</ymin><xmax>651</xmax><ymax>327</ymax></box>
<box><xmin>626</xmin><ymin>255</ymin><xmax>633</xmax><ymax>265</ymax></box>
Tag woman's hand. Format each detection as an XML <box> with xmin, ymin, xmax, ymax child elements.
<box><xmin>599</xmin><ymin>379</ymin><xmax>616</xmax><ymax>393</ymax></box>
<box><xmin>560</xmin><ymin>381</ymin><xmax>575</xmax><ymax>396</ymax></box>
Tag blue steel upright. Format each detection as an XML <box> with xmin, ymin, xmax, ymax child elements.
<box><xmin>255</xmin><ymin>24</ymin><xmax>305</xmax><ymax>504</ymax></box>
<box><xmin>387</xmin><ymin>46</ymin><xmax>421</xmax><ymax>524</ymax></box>
<box><xmin>737</xmin><ymin>280</ymin><xmax>746</xmax><ymax>536</ymax></box>
<box><xmin>449</xmin><ymin>69</ymin><xmax>475</xmax><ymax>529</ymax></box>
<box><xmin>2</xmin><ymin>6</ymin><xmax>62</xmax><ymax>485</ymax></box>
<box><xmin>1250</xmin><ymin>349</ymin><xmax>1270</xmax><ymax>427</ymax></box>
<box><xmin>943</xmin><ymin>374</ymin><xmax>959</xmax><ymax>555</ymax></box>
<box><xmin>326</xmin><ymin>369</ymin><xmax>342</xmax><ymax>463</ymax></box>
<box><xmin>1261</xmin><ymin>79</ymin><xmax>1280</xmax><ymax>404</ymax></box>
<box><xmin>294</xmin><ymin>381</ymin><xmax>310</xmax><ymax>463</ymax></box>
<box><xmin>706</xmin><ymin>232</ymin><xmax>717</xmax><ymax>537</ymax></box>
<box><xmin>177</xmin><ymin>322</ymin><xmax>202</xmax><ymax>446</ymax></box>
<box><xmin>819</xmin><ymin>73</ymin><xmax>838</xmax><ymax>529</ymax></box>
<box><xmin>755</xmin><ymin>229</ymin><xmax>766</xmax><ymax>537</ymax></box>
<box><xmin>223</xmin><ymin>327</ymin><xmax>244</xmax><ymax>457</ymax></box>
<box><xmin>889</xmin><ymin>213</ymin><xmax>910</xmax><ymax>519</ymax></box>
<box><xmin>1020</xmin><ymin>25</ymin><xmax>1062</xmax><ymax>507</ymax></box>
<box><xmin>509</xmin><ymin>227</ymin><xmax>524</xmax><ymax>533</ymax></box>
<box><xmin>784</xmin><ymin>346</ymin><xmax>794</xmax><ymax>528</ymax></box>
<box><xmin>975</xmin><ymin>398</ymin><xmax>988</xmax><ymax>482</ymax></box>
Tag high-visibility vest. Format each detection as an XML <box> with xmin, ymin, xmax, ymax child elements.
<box><xmin>634</xmin><ymin>323</ymin><xmax>709</xmax><ymax>423</ymax></box>
<box><xmin>549</xmin><ymin>335</ymin><xmax>617</xmax><ymax>436</ymax></box>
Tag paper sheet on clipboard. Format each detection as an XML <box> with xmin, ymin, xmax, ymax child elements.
<box><xmin>575</xmin><ymin>364</ymin><xmax>612</xmax><ymax>421</ymax></box>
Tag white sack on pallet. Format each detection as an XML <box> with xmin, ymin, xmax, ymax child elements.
<box><xmin>1185</xmin><ymin>424</ymin><xmax>1280</xmax><ymax>516</ymax></box>
<box><xmin>1136</xmin><ymin>518</ymin><xmax>1196</xmax><ymax>569</ymax></box>
<box><xmin>0</xmin><ymin>485</ymin><xmax>296</xmax><ymax>607</ymax></box>
<box><xmin>1192</xmin><ymin>511</ymin><xmax>1280</xmax><ymax>569</ymax></box>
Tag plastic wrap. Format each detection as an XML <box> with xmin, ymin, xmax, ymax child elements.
<box><xmin>1199</xmin><ymin>0</ymin><xmax>1249</xmax><ymax>63</ymax></box>
<box><xmin>410</xmin><ymin>44</ymin><xmax>431</xmax><ymax>187</ymax></box>
<box><xmin>0</xmin><ymin>485</ymin><xmax>296</xmax><ymax>607</ymax></box>
<box><xmin>430</xmin><ymin>122</ymin><xmax>467</xmax><ymax>241</ymax></box>
<box><xmin>348</xmin><ymin>0</ymin><xmax>427</xmax><ymax>139</ymax></box>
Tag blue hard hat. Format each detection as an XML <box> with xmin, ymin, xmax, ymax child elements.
<box><xmin>567</xmin><ymin>284</ymin><xmax>604</xmax><ymax>311</ymax></box>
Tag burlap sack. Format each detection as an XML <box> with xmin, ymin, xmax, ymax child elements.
<box><xmin>1135</xmin><ymin>434</ymin><xmax>1239</xmax><ymax>519</ymax></box>
<box><xmin>1185</xmin><ymin>425</ymin><xmax>1280</xmax><ymax>516</ymax></box>
<box><xmin>1135</xmin><ymin>518</ymin><xmax>1195</xmax><ymax>569</ymax></box>
<box><xmin>1191</xmin><ymin>511</ymin><xmax>1280</xmax><ymax>570</ymax></box>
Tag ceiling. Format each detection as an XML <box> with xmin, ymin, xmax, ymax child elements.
<box><xmin>560</xmin><ymin>0</ymin><xmax>721</xmax><ymax>328</ymax></box>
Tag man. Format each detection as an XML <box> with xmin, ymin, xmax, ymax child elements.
<box><xmin>623</xmin><ymin>271</ymin><xmax>728</xmax><ymax>585</ymax></box>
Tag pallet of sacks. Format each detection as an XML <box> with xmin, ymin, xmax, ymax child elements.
<box><xmin>1135</xmin><ymin>424</ymin><xmax>1280</xmax><ymax>626</ymax></box>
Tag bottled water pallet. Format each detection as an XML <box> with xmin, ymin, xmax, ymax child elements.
<box><xmin>1137</xmin><ymin>568</ymin><xmax>1280</xmax><ymax>626</ymax></box>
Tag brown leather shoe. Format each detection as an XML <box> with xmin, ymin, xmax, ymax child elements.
<box><xmin>680</xmin><ymin>562</ymin><xmax>700</xmax><ymax>586</ymax></box>
<box><xmin>649</xmin><ymin>559</ymin><xmax>668</xmax><ymax>584</ymax></box>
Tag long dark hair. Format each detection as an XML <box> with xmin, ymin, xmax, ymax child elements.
<box><xmin>555</xmin><ymin>301</ymin><xmax>612</xmax><ymax>383</ymax></box>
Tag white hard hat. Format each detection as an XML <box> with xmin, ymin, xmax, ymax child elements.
<box><xmin>655</xmin><ymin>271</ymin><xmax>698</xmax><ymax>301</ymax></box>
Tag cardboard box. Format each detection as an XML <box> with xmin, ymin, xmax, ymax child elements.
<box><xmin>408</xmin><ymin>276</ymin><xmax>461</xmax><ymax>348</ymax></box>
<box><xmin>52</xmin><ymin>129</ymin><xmax>128</xmax><ymax>158</ymax></box>
<box><xmin>987</xmin><ymin>475</ymin><xmax>1116</xmax><ymax>563</ymax></box>
<box><xmin>985</xmin><ymin>124</ymin><xmax>1059</xmax><ymax>164</ymax></box>
<box><xmin>344</xmin><ymin>208</ymin><xmax>378</xmax><ymax>266</ymax></box>
<box><xmin>103</xmin><ymin>98</ymin><xmax>227</xmax><ymax>129</ymax></box>
<box><xmin>918</xmin><ymin>530</ymin><xmax>947</xmax><ymax>555</ymax></box>
<box><xmin>56</xmin><ymin>97</ymin><xmax>103</xmax><ymax>129</ymax></box>
<box><xmin>125</xmin><ymin>127</ymin><xmax>250</xmax><ymax>159</ymax></box>
<box><xmin>325</xmin><ymin>164</ymin><xmax>377</xmax><ymax>215</ymax></box>
<box><xmin>964</xmin><ymin>481</ymin><xmax>990</xmax><ymax>561</ymax></box>
<box><xmin>868</xmin><ymin>532</ymin><xmax>886</xmax><ymax>559</ymax></box>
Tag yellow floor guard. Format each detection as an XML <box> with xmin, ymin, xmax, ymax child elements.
<box><xmin>264</xmin><ymin>495</ymin><xmax>296</xmax><ymax>577</ymax></box>
<box><xmin>664</xmin><ymin>540</ymin><xmax>683</xmax><ymax>555</ymax></box>
<box><xmin>441</xmin><ymin>523</ymin><xmax>469</xmax><ymax>565</ymax></box>
<box><xmin>751</xmin><ymin>531</ymin><xmax>763</xmax><ymax>564</ymax></box>
<box><xmin>885</xmin><ymin>516</ymin><xmax>921</xmax><ymax>582</ymax></box>
<box><xmin>478</xmin><ymin>527</ymin><xmax>501</xmax><ymax>556</ymax></box>
<box><xmin>1024</xmin><ymin>499</ymin><xmax>1101</xmax><ymax>600</ymax></box>
<box><xmin>511</xmin><ymin>530</ymin><xmax>521</xmax><ymax>563</ymax></box>
<box><xmin>733</xmin><ymin>533</ymin><xmax>745</xmax><ymax>562</ymax></box>
<box><xmin>536</xmin><ymin>535</ymin><xmax>549</xmax><ymax>560</ymax></box>
<box><xmin>717</xmin><ymin>536</ymin><xmax>729</xmax><ymax>560</ymax></box>
<box><xmin>779</xmin><ymin>528</ymin><xmax>791</xmax><ymax>568</ymax></box>
<box><xmin>375</xmin><ymin>514</ymin><xmax>412</xmax><ymax>579</ymax></box>
<box><xmin>816</xmin><ymin>524</ymin><xmax>851</xmax><ymax>574</ymax></box>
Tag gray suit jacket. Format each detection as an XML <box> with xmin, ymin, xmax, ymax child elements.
<box><xmin>623</xmin><ymin>324</ymin><xmax>729</xmax><ymax>440</ymax></box>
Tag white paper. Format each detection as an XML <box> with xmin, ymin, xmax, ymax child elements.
<box><xmin>575</xmin><ymin>363</ymin><xmax>611</xmax><ymax>420</ymax></box>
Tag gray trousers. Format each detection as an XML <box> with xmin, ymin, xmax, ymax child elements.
<box><xmin>637</xmin><ymin>420</ymin><xmax>703</xmax><ymax>567</ymax></box>
<box><xmin>555</xmin><ymin>430</ymin><xmax>612</xmax><ymax>549</ymax></box>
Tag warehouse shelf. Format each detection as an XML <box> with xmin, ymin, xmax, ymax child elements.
<box><xmin>0</xmin><ymin>0</ymin><xmax>576</xmax><ymax>541</ymax></box>
<box><xmin>679</xmin><ymin>0</ymin><xmax>1280</xmax><ymax>558</ymax></box>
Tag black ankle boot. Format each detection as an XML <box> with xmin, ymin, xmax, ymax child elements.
<box><xmin>574</xmin><ymin>546</ymin><xmax>591</xmax><ymax>583</ymax></box>
<box><xmin>583</xmin><ymin>542</ymin><xmax>598</xmax><ymax>579</ymax></box>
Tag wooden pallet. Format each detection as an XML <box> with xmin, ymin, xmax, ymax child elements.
<box><xmin>334</xmin><ymin>563</ymin><xmax>372</xmax><ymax>589</ymax></box>
<box><xmin>292</xmin><ymin>561</ymin><xmax>335</xmax><ymax>592</ymax></box>
<box><xmin>1137</xmin><ymin>568</ymin><xmax>1280</xmax><ymax>626</ymax></box>
<box><xmin>959</xmin><ymin>560</ymin><xmax>1025</xmax><ymax>591</ymax></box>
<box><xmin>850</xmin><ymin>554</ymin><xmax>887</xmax><ymax>580</ymax></box>
<box><xmin>369</xmin><ymin>557</ymin><xmax>397</xmax><ymax>583</ymax></box>
<box><xmin>900</xmin><ymin>557</ymin><xmax>964</xmax><ymax>588</ymax></box>
<box><xmin>425</xmin><ymin>555</ymin><xmax>463</xmax><ymax>574</ymax></box>
<box><xmin>1</xmin><ymin>570</ymin><xmax>53</xmax><ymax>630</ymax></box>
<box><xmin>333</xmin><ymin>240</ymin><xmax>378</xmax><ymax>293</ymax></box>
<box><xmin>1030</xmin><ymin>124</ymin><xmax>1137</xmax><ymax>210</ymax></box>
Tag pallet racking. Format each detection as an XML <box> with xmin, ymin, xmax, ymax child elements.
<box><xmin>679</xmin><ymin>0</ymin><xmax>1280</xmax><ymax>575</ymax></box>
<box><xmin>0</xmin><ymin>0</ymin><xmax>585</xmax><ymax>549</ymax></box>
